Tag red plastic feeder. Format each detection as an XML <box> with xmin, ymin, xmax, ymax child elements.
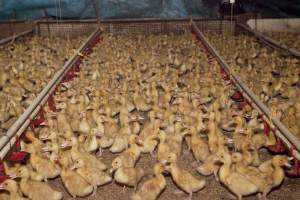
<box><xmin>0</xmin><ymin>175</ymin><xmax>8</xmax><ymax>184</ymax></box>
<box><xmin>268</xmin><ymin>137</ymin><xmax>285</xmax><ymax>154</ymax></box>
<box><xmin>264</xmin><ymin>121</ymin><xmax>270</xmax><ymax>136</ymax></box>
<box><xmin>231</xmin><ymin>91</ymin><xmax>244</xmax><ymax>102</ymax></box>
<box><xmin>9</xmin><ymin>151</ymin><xmax>27</xmax><ymax>162</ymax></box>
<box><xmin>48</xmin><ymin>95</ymin><xmax>56</xmax><ymax>112</ymax></box>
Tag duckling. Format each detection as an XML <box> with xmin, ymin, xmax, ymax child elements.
<box><xmin>56</xmin><ymin>110</ymin><xmax>73</xmax><ymax>139</ymax></box>
<box><xmin>133</xmin><ymin>88</ymin><xmax>151</xmax><ymax>112</ymax></box>
<box><xmin>131</xmin><ymin>163</ymin><xmax>166</xmax><ymax>200</ymax></box>
<box><xmin>83</xmin><ymin>128</ymin><xmax>99</xmax><ymax>153</ymax></box>
<box><xmin>62</xmin><ymin>137</ymin><xmax>107</xmax><ymax>171</ymax></box>
<box><xmin>165</xmin><ymin>153</ymin><xmax>206</xmax><ymax>200</ymax></box>
<box><xmin>24</xmin><ymin>130</ymin><xmax>44</xmax><ymax>152</ymax></box>
<box><xmin>78</xmin><ymin>111</ymin><xmax>91</xmax><ymax>134</ymax></box>
<box><xmin>109</xmin><ymin>123</ymin><xmax>131</xmax><ymax>153</ymax></box>
<box><xmin>112</xmin><ymin>135</ymin><xmax>141</xmax><ymax>168</ymax></box>
<box><xmin>0</xmin><ymin>179</ymin><xmax>28</xmax><ymax>200</ymax></box>
<box><xmin>137</xmin><ymin>134</ymin><xmax>159</xmax><ymax>156</ymax></box>
<box><xmin>57</xmin><ymin>153</ymin><xmax>93</xmax><ymax>198</ymax></box>
<box><xmin>166</xmin><ymin>122</ymin><xmax>189</xmax><ymax>158</ymax></box>
<box><xmin>14</xmin><ymin>166</ymin><xmax>62</xmax><ymax>200</ymax></box>
<box><xmin>188</xmin><ymin>127</ymin><xmax>210</xmax><ymax>163</ymax></box>
<box><xmin>71</xmin><ymin>158</ymin><xmax>112</xmax><ymax>195</ymax></box>
<box><xmin>196</xmin><ymin>154</ymin><xmax>220</xmax><ymax>180</ymax></box>
<box><xmin>157</xmin><ymin>130</ymin><xmax>172</xmax><ymax>164</ymax></box>
<box><xmin>3</xmin><ymin>162</ymin><xmax>20</xmax><ymax>177</ymax></box>
<box><xmin>20</xmin><ymin>141</ymin><xmax>60</xmax><ymax>181</ymax></box>
<box><xmin>217</xmin><ymin>152</ymin><xmax>259</xmax><ymax>200</ymax></box>
<box><xmin>111</xmin><ymin>158</ymin><xmax>145</xmax><ymax>190</ymax></box>
<box><xmin>243</xmin><ymin>155</ymin><xmax>291</xmax><ymax>200</ymax></box>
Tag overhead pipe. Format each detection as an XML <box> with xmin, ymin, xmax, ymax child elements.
<box><xmin>191</xmin><ymin>20</ymin><xmax>300</xmax><ymax>161</ymax></box>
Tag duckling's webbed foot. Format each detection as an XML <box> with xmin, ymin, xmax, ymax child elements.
<box><xmin>92</xmin><ymin>186</ymin><xmax>97</xmax><ymax>196</ymax></box>
<box><xmin>174</xmin><ymin>189</ymin><xmax>184</xmax><ymax>195</ymax></box>
<box><xmin>97</xmin><ymin>147</ymin><xmax>103</xmax><ymax>157</ymax></box>
<box><xmin>190</xmin><ymin>161</ymin><xmax>199</xmax><ymax>169</ymax></box>
<box><xmin>187</xmin><ymin>192</ymin><xmax>193</xmax><ymax>200</ymax></box>
<box><xmin>122</xmin><ymin>185</ymin><xmax>127</xmax><ymax>193</ymax></box>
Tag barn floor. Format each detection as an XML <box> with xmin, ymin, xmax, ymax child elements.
<box><xmin>48</xmin><ymin>143</ymin><xmax>300</xmax><ymax>200</ymax></box>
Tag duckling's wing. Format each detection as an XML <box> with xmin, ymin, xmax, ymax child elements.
<box><xmin>226</xmin><ymin>173</ymin><xmax>258</xmax><ymax>196</ymax></box>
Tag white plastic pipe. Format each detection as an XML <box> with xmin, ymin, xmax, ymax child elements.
<box><xmin>0</xmin><ymin>28</ymin><xmax>101</xmax><ymax>159</ymax></box>
<box><xmin>191</xmin><ymin>20</ymin><xmax>300</xmax><ymax>161</ymax></box>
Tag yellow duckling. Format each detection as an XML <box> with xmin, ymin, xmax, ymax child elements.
<box><xmin>78</xmin><ymin>111</ymin><xmax>91</xmax><ymax>134</ymax></box>
<box><xmin>157</xmin><ymin>130</ymin><xmax>172</xmax><ymax>164</ymax></box>
<box><xmin>217</xmin><ymin>152</ymin><xmax>259</xmax><ymax>200</ymax></box>
<box><xmin>82</xmin><ymin>128</ymin><xmax>99</xmax><ymax>153</ymax></box>
<box><xmin>0</xmin><ymin>179</ymin><xmax>28</xmax><ymax>200</ymax></box>
<box><xmin>57</xmin><ymin>153</ymin><xmax>93</xmax><ymax>198</ymax></box>
<box><xmin>62</xmin><ymin>137</ymin><xmax>107</xmax><ymax>171</ymax></box>
<box><xmin>166</xmin><ymin>122</ymin><xmax>190</xmax><ymax>158</ymax></box>
<box><xmin>111</xmin><ymin>135</ymin><xmax>141</xmax><ymax>168</ymax></box>
<box><xmin>13</xmin><ymin>166</ymin><xmax>62</xmax><ymax>200</ymax></box>
<box><xmin>165</xmin><ymin>153</ymin><xmax>206</xmax><ymax>200</ymax></box>
<box><xmin>20</xmin><ymin>141</ymin><xmax>60</xmax><ymax>181</ymax></box>
<box><xmin>111</xmin><ymin>157</ymin><xmax>145</xmax><ymax>190</ymax></box>
<box><xmin>71</xmin><ymin>158</ymin><xmax>112</xmax><ymax>195</ymax></box>
<box><xmin>131</xmin><ymin>163</ymin><xmax>166</xmax><ymax>200</ymax></box>
<box><xmin>188</xmin><ymin>126</ymin><xmax>210</xmax><ymax>163</ymax></box>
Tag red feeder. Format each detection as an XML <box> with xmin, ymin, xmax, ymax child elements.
<box><xmin>237</xmin><ymin>100</ymin><xmax>248</xmax><ymax>110</ymax></box>
<box><xmin>0</xmin><ymin>175</ymin><xmax>8</xmax><ymax>184</ymax></box>
<box><xmin>231</xmin><ymin>91</ymin><xmax>244</xmax><ymax>102</ymax></box>
<box><xmin>30</xmin><ymin>109</ymin><xmax>45</xmax><ymax>127</ymax></box>
<box><xmin>268</xmin><ymin>137</ymin><xmax>285</xmax><ymax>153</ymax></box>
<box><xmin>48</xmin><ymin>95</ymin><xmax>56</xmax><ymax>112</ymax></box>
<box><xmin>0</xmin><ymin>161</ymin><xmax>4</xmax><ymax>172</ymax></box>
<box><xmin>9</xmin><ymin>151</ymin><xmax>27</xmax><ymax>162</ymax></box>
<box><xmin>263</xmin><ymin>121</ymin><xmax>270</xmax><ymax>136</ymax></box>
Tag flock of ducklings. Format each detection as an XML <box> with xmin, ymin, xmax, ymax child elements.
<box><xmin>205</xmin><ymin>31</ymin><xmax>300</xmax><ymax>139</ymax></box>
<box><xmin>0</xmin><ymin>33</ymin><xmax>294</xmax><ymax>200</ymax></box>
<box><xmin>0</xmin><ymin>36</ymin><xmax>83</xmax><ymax>135</ymax></box>
<box><xmin>265</xmin><ymin>31</ymin><xmax>300</xmax><ymax>52</ymax></box>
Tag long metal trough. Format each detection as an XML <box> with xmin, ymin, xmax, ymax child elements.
<box><xmin>237</xmin><ymin>23</ymin><xmax>300</xmax><ymax>58</ymax></box>
<box><xmin>0</xmin><ymin>28</ymin><xmax>101</xmax><ymax>159</ymax></box>
<box><xmin>191</xmin><ymin>20</ymin><xmax>300</xmax><ymax>162</ymax></box>
<box><xmin>0</xmin><ymin>29</ymin><xmax>34</xmax><ymax>46</ymax></box>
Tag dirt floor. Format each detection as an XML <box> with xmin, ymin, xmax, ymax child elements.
<box><xmin>47</xmin><ymin>143</ymin><xmax>300</xmax><ymax>200</ymax></box>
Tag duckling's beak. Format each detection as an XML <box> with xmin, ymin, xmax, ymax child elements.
<box><xmin>39</xmin><ymin>121</ymin><xmax>47</xmax><ymax>126</ymax></box>
<box><xmin>227</xmin><ymin>138</ymin><xmax>234</xmax><ymax>144</ymax></box>
<box><xmin>174</xmin><ymin>116</ymin><xmax>182</xmax><ymax>122</ymax></box>
<box><xmin>39</xmin><ymin>135</ymin><xmax>49</xmax><ymax>141</ymax></box>
<box><xmin>42</xmin><ymin>146</ymin><xmax>50</xmax><ymax>152</ymax></box>
<box><xmin>60</xmin><ymin>142</ymin><xmax>69</xmax><ymax>149</ymax></box>
<box><xmin>70</xmin><ymin>165</ymin><xmax>76</xmax><ymax>170</ymax></box>
<box><xmin>284</xmin><ymin>161</ymin><xmax>292</xmax><ymax>168</ymax></box>
<box><xmin>9</xmin><ymin>174</ymin><xmax>17</xmax><ymax>179</ymax></box>
<box><xmin>109</xmin><ymin>168</ymin><xmax>116</xmax><ymax>174</ymax></box>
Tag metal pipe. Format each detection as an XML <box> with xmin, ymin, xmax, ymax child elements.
<box><xmin>237</xmin><ymin>23</ymin><xmax>300</xmax><ymax>58</ymax></box>
<box><xmin>191</xmin><ymin>20</ymin><xmax>300</xmax><ymax>161</ymax></box>
<box><xmin>0</xmin><ymin>28</ymin><xmax>101</xmax><ymax>159</ymax></box>
<box><xmin>0</xmin><ymin>29</ymin><xmax>33</xmax><ymax>45</ymax></box>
